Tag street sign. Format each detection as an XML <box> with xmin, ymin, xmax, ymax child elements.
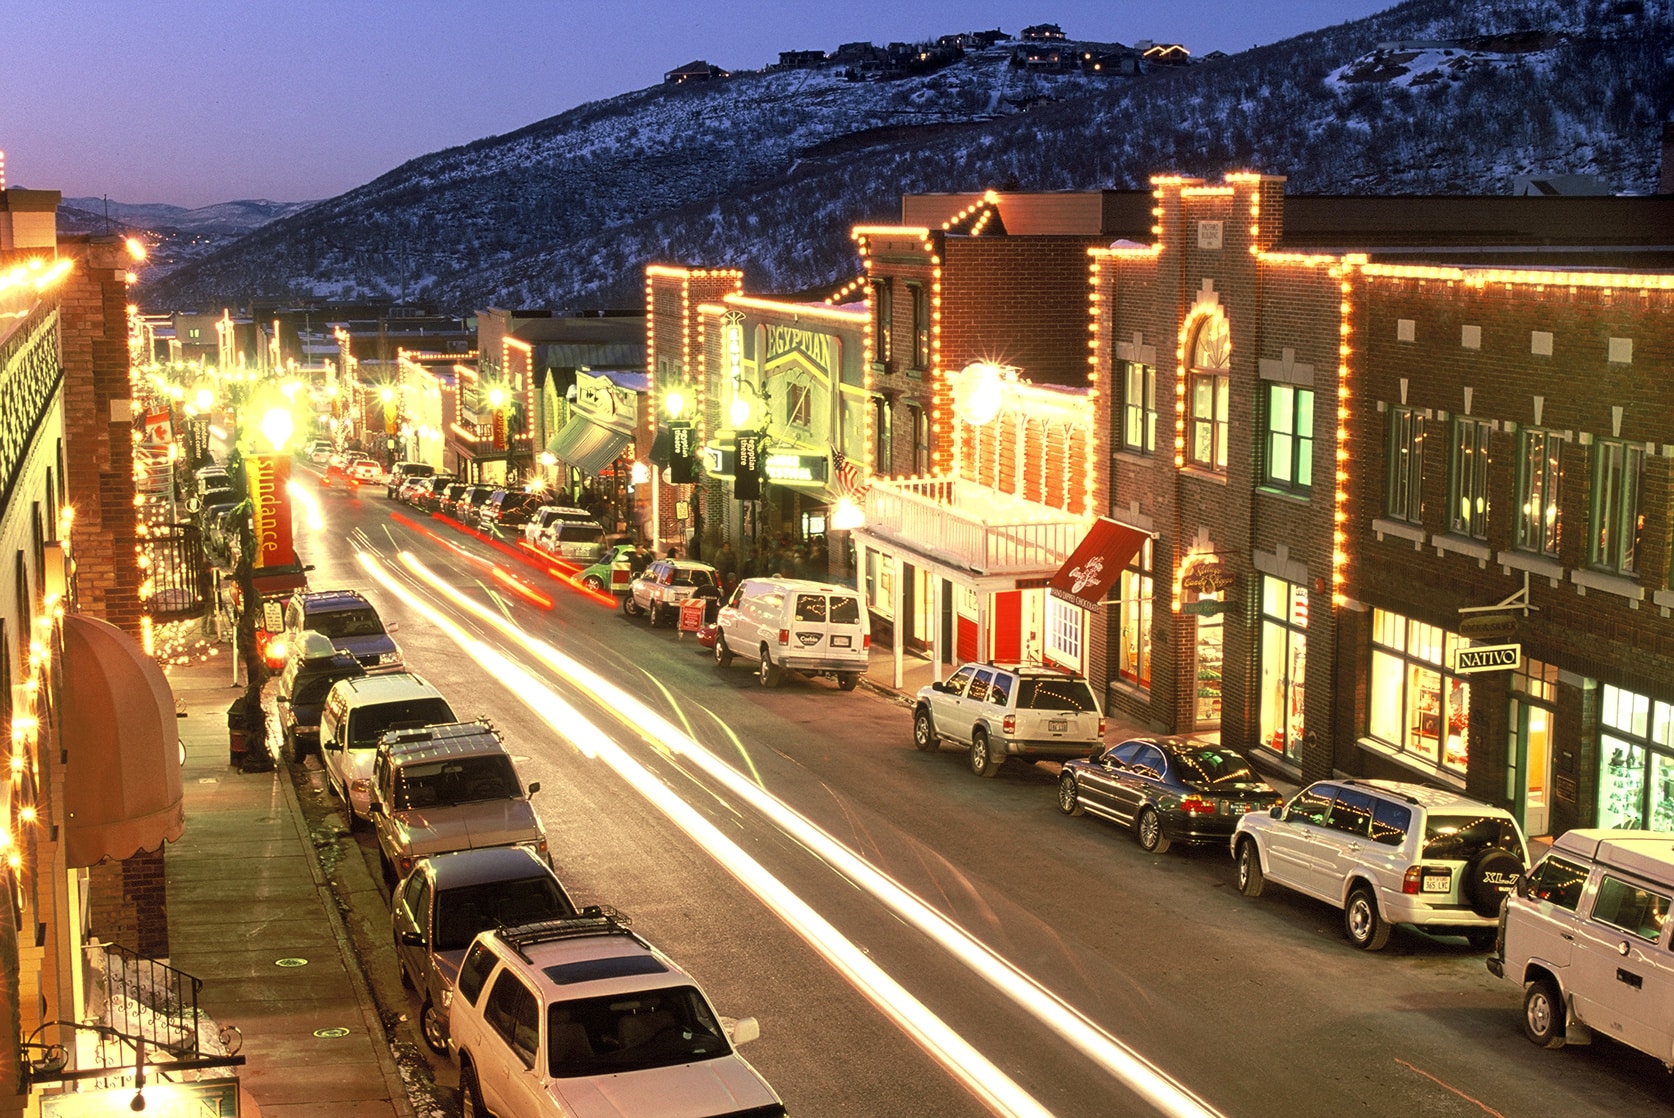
<box><xmin>1458</xmin><ymin>613</ymin><xmax>1518</xmax><ymax>641</ymax></box>
<box><xmin>1456</xmin><ymin>643</ymin><xmax>1521</xmax><ymax>673</ymax></box>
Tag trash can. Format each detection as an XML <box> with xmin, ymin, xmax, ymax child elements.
<box><xmin>227</xmin><ymin>700</ymin><xmax>249</xmax><ymax>766</ymax></box>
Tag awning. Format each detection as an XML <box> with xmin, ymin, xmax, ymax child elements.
<box><xmin>546</xmin><ymin>415</ymin><xmax>633</xmax><ymax>476</ymax></box>
<box><xmin>62</xmin><ymin>615</ymin><xmax>184</xmax><ymax>869</ymax></box>
<box><xmin>1047</xmin><ymin>518</ymin><xmax>1150</xmax><ymax>612</ymax></box>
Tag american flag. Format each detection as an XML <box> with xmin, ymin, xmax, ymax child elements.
<box><xmin>831</xmin><ymin>449</ymin><xmax>871</xmax><ymax>501</ymax></box>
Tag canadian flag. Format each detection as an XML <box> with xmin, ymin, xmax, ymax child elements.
<box><xmin>144</xmin><ymin>409</ymin><xmax>172</xmax><ymax>446</ymax></box>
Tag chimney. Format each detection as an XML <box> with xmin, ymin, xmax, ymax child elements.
<box><xmin>1662</xmin><ymin>122</ymin><xmax>1674</xmax><ymax>195</ymax></box>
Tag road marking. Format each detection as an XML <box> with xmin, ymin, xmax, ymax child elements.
<box><xmin>1393</xmin><ymin>1058</ymin><xmax>1508</xmax><ymax>1117</ymax></box>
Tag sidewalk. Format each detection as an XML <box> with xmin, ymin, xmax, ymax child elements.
<box><xmin>164</xmin><ymin>654</ymin><xmax>413</xmax><ymax>1117</ymax></box>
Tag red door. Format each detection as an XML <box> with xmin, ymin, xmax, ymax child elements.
<box><xmin>992</xmin><ymin>591</ymin><xmax>1021</xmax><ymax>662</ymax></box>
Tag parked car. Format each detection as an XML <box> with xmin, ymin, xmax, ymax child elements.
<box><xmin>319</xmin><ymin>673</ymin><xmax>456</xmax><ymax>826</ymax></box>
<box><xmin>912</xmin><ymin>662</ymin><xmax>1105</xmax><ymax>777</ymax></box>
<box><xmin>1232</xmin><ymin>778</ymin><xmax>1529</xmax><ymax>951</ymax></box>
<box><xmin>575</xmin><ymin>542</ymin><xmax>635</xmax><ymax>595</ymax></box>
<box><xmin>392</xmin><ymin>847</ymin><xmax>577</xmax><ymax>1054</ymax></box>
<box><xmin>368</xmin><ymin>719</ymin><xmax>548</xmax><ymax>886</ymax></box>
<box><xmin>303</xmin><ymin>438</ymin><xmax>334</xmax><ymax>464</ymax></box>
<box><xmin>476</xmin><ymin>489</ymin><xmax>542</xmax><ymax>533</ymax></box>
<box><xmin>387</xmin><ymin>460</ymin><xmax>436</xmax><ymax>499</ymax></box>
<box><xmin>282</xmin><ymin>588</ymin><xmax>403</xmax><ymax>671</ymax></box>
<box><xmin>274</xmin><ymin>631</ymin><xmax>366</xmax><ymax>761</ymax></box>
<box><xmin>713</xmin><ymin>577</ymin><xmax>870</xmax><ymax>690</ymax></box>
<box><xmin>1489</xmin><ymin>828</ymin><xmax>1674</xmax><ymax>1063</ymax></box>
<box><xmin>1058</xmin><ymin>737</ymin><xmax>1282</xmax><ymax>853</ymax></box>
<box><xmin>526</xmin><ymin>506</ymin><xmax>608</xmax><ymax>562</ymax></box>
<box><xmin>434</xmin><ymin>482</ymin><xmax>476</xmax><ymax>519</ymax></box>
<box><xmin>447</xmin><ymin>912</ymin><xmax>783</xmax><ymax>1118</ymax></box>
<box><xmin>449</xmin><ymin>484</ymin><xmax>497</xmax><ymax>524</ymax></box>
<box><xmin>407</xmin><ymin>475</ymin><xmax>458</xmax><ymax>512</ymax></box>
<box><xmin>624</xmin><ymin>558</ymin><xmax>718</xmax><ymax>627</ymax></box>
<box><xmin>347</xmin><ymin>456</ymin><xmax>385</xmax><ymax>483</ymax></box>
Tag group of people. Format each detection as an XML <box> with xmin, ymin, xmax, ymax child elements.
<box><xmin>619</xmin><ymin>533</ymin><xmax>835</xmax><ymax>600</ymax></box>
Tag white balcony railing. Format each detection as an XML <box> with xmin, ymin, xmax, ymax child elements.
<box><xmin>860</xmin><ymin>476</ymin><xmax>1087</xmax><ymax>575</ymax></box>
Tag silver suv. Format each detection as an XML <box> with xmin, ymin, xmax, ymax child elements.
<box><xmin>1233</xmin><ymin>779</ymin><xmax>1529</xmax><ymax>951</ymax></box>
<box><xmin>447</xmin><ymin>912</ymin><xmax>783</xmax><ymax>1117</ymax></box>
<box><xmin>912</xmin><ymin>662</ymin><xmax>1105</xmax><ymax>777</ymax></box>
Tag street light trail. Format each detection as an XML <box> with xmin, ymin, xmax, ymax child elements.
<box><xmin>355</xmin><ymin>549</ymin><xmax>1053</xmax><ymax>1118</ymax></box>
<box><xmin>382</xmin><ymin>550</ymin><xmax>1226</xmax><ymax>1118</ymax></box>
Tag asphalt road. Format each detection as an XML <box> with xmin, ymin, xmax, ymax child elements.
<box><xmin>286</xmin><ymin>473</ymin><xmax>1674</xmax><ymax>1118</ymax></box>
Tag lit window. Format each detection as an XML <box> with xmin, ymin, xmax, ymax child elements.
<box><xmin>1118</xmin><ymin>539</ymin><xmax>1153</xmax><ymax>690</ymax></box>
<box><xmin>1259</xmin><ymin>576</ymin><xmax>1308</xmax><ymax>761</ymax></box>
<box><xmin>1514</xmin><ymin>428</ymin><xmax>1561</xmax><ymax>557</ymax></box>
<box><xmin>1367</xmin><ymin>609</ymin><xmax>1470</xmax><ymax>774</ymax></box>
<box><xmin>1263</xmin><ymin>384</ymin><xmax>1313</xmax><ymax>493</ymax></box>
<box><xmin>1121</xmin><ymin>361</ymin><xmax>1157</xmax><ymax>454</ymax></box>
<box><xmin>1449</xmin><ymin>417</ymin><xmax>1491</xmax><ymax>540</ymax></box>
<box><xmin>1046</xmin><ymin>594</ymin><xmax>1083</xmax><ymax>669</ymax></box>
<box><xmin>1598</xmin><ymin>684</ymin><xmax>1674</xmax><ymax>829</ymax></box>
<box><xmin>1590</xmin><ymin>438</ymin><xmax>1643</xmax><ymax>575</ymax></box>
<box><xmin>1386</xmin><ymin>406</ymin><xmax>1425</xmax><ymax>525</ymax></box>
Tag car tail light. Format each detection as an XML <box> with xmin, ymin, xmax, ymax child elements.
<box><xmin>778</xmin><ymin>628</ymin><xmax>790</xmax><ymax>645</ymax></box>
<box><xmin>1003</xmin><ymin>715</ymin><xmax>1016</xmax><ymax>735</ymax></box>
<box><xmin>862</xmin><ymin>633</ymin><xmax>871</xmax><ymax>649</ymax></box>
<box><xmin>1180</xmin><ymin>795</ymin><xmax>1216</xmax><ymax>815</ymax></box>
<box><xmin>1097</xmin><ymin>717</ymin><xmax>1106</xmax><ymax>737</ymax></box>
<box><xmin>1402</xmin><ymin>866</ymin><xmax>1422</xmax><ymax>895</ymax></box>
<box><xmin>398</xmin><ymin>855</ymin><xmax>414</xmax><ymax>878</ymax></box>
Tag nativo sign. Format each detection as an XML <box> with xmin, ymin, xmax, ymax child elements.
<box><xmin>1455</xmin><ymin>643</ymin><xmax>1521</xmax><ymax>674</ymax></box>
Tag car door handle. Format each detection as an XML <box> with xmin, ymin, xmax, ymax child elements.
<box><xmin>1561</xmin><ymin>932</ymin><xmax>1574</xmax><ymax>941</ymax></box>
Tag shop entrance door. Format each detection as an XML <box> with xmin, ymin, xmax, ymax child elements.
<box><xmin>1193</xmin><ymin>609</ymin><xmax>1224</xmax><ymax>731</ymax></box>
<box><xmin>1508</xmin><ymin>698</ymin><xmax>1554</xmax><ymax>836</ymax></box>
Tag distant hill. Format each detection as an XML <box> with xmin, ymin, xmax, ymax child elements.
<box><xmin>59</xmin><ymin>197</ymin><xmax>318</xmax><ymax>275</ymax></box>
<box><xmin>142</xmin><ymin>0</ymin><xmax>1674</xmax><ymax>315</ymax></box>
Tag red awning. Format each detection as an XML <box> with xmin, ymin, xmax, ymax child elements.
<box><xmin>1047</xmin><ymin>518</ymin><xmax>1150</xmax><ymax>612</ymax></box>
<box><xmin>62</xmin><ymin>615</ymin><xmax>184</xmax><ymax>868</ymax></box>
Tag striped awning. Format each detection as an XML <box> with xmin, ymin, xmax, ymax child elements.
<box><xmin>546</xmin><ymin>415</ymin><xmax>633</xmax><ymax>476</ymax></box>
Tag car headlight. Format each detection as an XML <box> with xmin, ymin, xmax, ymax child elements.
<box><xmin>378</xmin><ymin>651</ymin><xmax>403</xmax><ymax>665</ymax></box>
<box><xmin>440</xmin><ymin>986</ymin><xmax>453</xmax><ymax>1008</ymax></box>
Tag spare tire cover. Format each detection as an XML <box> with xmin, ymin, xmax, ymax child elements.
<box><xmin>1467</xmin><ymin>848</ymin><xmax>1525</xmax><ymax>917</ymax></box>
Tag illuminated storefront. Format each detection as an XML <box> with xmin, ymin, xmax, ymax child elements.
<box><xmin>1366</xmin><ymin>609</ymin><xmax>1472</xmax><ymax>775</ymax></box>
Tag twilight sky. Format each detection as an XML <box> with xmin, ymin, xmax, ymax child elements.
<box><xmin>4</xmin><ymin>0</ymin><xmax>1392</xmax><ymax>209</ymax></box>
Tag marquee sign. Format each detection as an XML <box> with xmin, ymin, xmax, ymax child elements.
<box><xmin>763</xmin><ymin>452</ymin><xmax>828</xmax><ymax>483</ymax></box>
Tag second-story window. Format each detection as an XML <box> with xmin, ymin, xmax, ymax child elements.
<box><xmin>873</xmin><ymin>396</ymin><xmax>893</xmax><ymax>475</ymax></box>
<box><xmin>1187</xmin><ymin>315</ymin><xmax>1230</xmax><ymax>472</ymax></box>
<box><xmin>1121</xmin><ymin>361</ymin><xmax>1156</xmax><ymax>454</ymax></box>
<box><xmin>1449</xmin><ymin>417</ymin><xmax>1491</xmax><ymax>540</ymax></box>
<box><xmin>1263</xmin><ymin>384</ymin><xmax>1314</xmax><ymax>494</ymax></box>
<box><xmin>909</xmin><ymin>283</ymin><xmax>930</xmax><ymax>371</ymax></box>
<box><xmin>1591</xmin><ymin>438</ymin><xmax>1643</xmax><ymax>575</ymax></box>
<box><xmin>1386</xmin><ymin>406</ymin><xmax>1425</xmax><ymax>525</ymax></box>
<box><xmin>1514</xmin><ymin>428</ymin><xmax>1561</xmax><ymax>557</ymax></box>
<box><xmin>908</xmin><ymin>403</ymin><xmax>929</xmax><ymax>475</ymax></box>
<box><xmin>872</xmin><ymin>279</ymin><xmax>893</xmax><ymax>367</ymax></box>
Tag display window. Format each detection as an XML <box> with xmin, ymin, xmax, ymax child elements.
<box><xmin>1118</xmin><ymin>539</ymin><xmax>1153</xmax><ymax>690</ymax></box>
<box><xmin>1260</xmin><ymin>576</ymin><xmax>1308</xmax><ymax>761</ymax></box>
<box><xmin>1194</xmin><ymin>602</ymin><xmax>1223</xmax><ymax>729</ymax></box>
<box><xmin>1367</xmin><ymin>609</ymin><xmax>1471</xmax><ymax>774</ymax></box>
<box><xmin>1597</xmin><ymin>685</ymin><xmax>1674</xmax><ymax>829</ymax></box>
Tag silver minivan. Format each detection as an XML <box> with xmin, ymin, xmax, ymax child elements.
<box><xmin>713</xmin><ymin>577</ymin><xmax>870</xmax><ymax>690</ymax></box>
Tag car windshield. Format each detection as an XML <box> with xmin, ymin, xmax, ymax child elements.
<box><xmin>547</xmin><ymin>985</ymin><xmax>729</xmax><ymax>1078</ymax></box>
<box><xmin>309</xmin><ymin>607</ymin><xmax>385</xmax><ymax>638</ymax></box>
<box><xmin>557</xmin><ymin>524</ymin><xmax>605</xmax><ymax>543</ymax></box>
<box><xmin>433</xmin><ymin>876</ymin><xmax>574</xmax><ymax>951</ymax></box>
<box><xmin>395</xmin><ymin>754</ymin><xmax>521</xmax><ymax>809</ymax></box>
<box><xmin>1422</xmin><ymin>813</ymin><xmax>1523</xmax><ymax>861</ymax></box>
<box><xmin>349</xmin><ymin>698</ymin><xmax>455</xmax><ymax>748</ymax></box>
<box><xmin>1174</xmin><ymin>747</ymin><xmax>1261</xmax><ymax>788</ymax></box>
<box><xmin>1015</xmin><ymin>677</ymin><xmax>1099</xmax><ymax>712</ymax></box>
<box><xmin>673</xmin><ymin>569</ymin><xmax>713</xmax><ymax>588</ymax></box>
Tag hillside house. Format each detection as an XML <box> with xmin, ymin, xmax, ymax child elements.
<box><xmin>776</xmin><ymin>50</ymin><xmax>826</xmax><ymax>69</ymax></box>
<box><xmin>1021</xmin><ymin>23</ymin><xmax>1066</xmax><ymax>41</ymax></box>
<box><xmin>664</xmin><ymin>60</ymin><xmax>729</xmax><ymax>85</ymax></box>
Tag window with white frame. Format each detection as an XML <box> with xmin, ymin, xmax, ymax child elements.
<box><xmin>1590</xmin><ymin>438</ymin><xmax>1643</xmax><ymax>575</ymax></box>
<box><xmin>1449</xmin><ymin>417</ymin><xmax>1491</xmax><ymax>539</ymax></box>
<box><xmin>1386</xmin><ymin>406</ymin><xmax>1425</xmax><ymax>524</ymax></box>
<box><xmin>1514</xmin><ymin>428</ymin><xmax>1561</xmax><ymax>557</ymax></box>
<box><xmin>1045</xmin><ymin>594</ymin><xmax>1083</xmax><ymax>669</ymax></box>
<box><xmin>1118</xmin><ymin>538</ymin><xmax>1153</xmax><ymax>690</ymax></box>
<box><xmin>1121</xmin><ymin>361</ymin><xmax>1157</xmax><ymax>454</ymax></box>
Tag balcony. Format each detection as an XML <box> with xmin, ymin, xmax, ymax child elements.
<box><xmin>860</xmin><ymin>475</ymin><xmax>1087</xmax><ymax>576</ymax></box>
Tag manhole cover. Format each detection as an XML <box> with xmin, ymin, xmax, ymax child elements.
<box><xmin>275</xmin><ymin>958</ymin><xmax>309</xmax><ymax>968</ymax></box>
<box><xmin>313</xmin><ymin>1027</ymin><xmax>351</xmax><ymax>1039</ymax></box>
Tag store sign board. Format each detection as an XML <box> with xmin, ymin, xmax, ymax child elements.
<box><xmin>245</xmin><ymin>454</ymin><xmax>296</xmax><ymax>571</ymax></box>
<box><xmin>1458</xmin><ymin>613</ymin><xmax>1518</xmax><ymax>641</ymax></box>
<box><xmin>1181</xmin><ymin>560</ymin><xmax>1234</xmax><ymax>594</ymax></box>
<box><xmin>764</xmin><ymin>453</ymin><xmax>827</xmax><ymax>483</ymax></box>
<box><xmin>1456</xmin><ymin>643</ymin><xmax>1521</xmax><ymax>673</ymax></box>
<box><xmin>1180</xmin><ymin>600</ymin><xmax>1225</xmax><ymax>617</ymax></box>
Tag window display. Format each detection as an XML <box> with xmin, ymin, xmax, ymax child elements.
<box><xmin>1195</xmin><ymin>605</ymin><xmax>1223</xmax><ymax>728</ymax></box>
<box><xmin>1367</xmin><ymin>609</ymin><xmax>1470</xmax><ymax>774</ymax></box>
<box><xmin>1118</xmin><ymin>541</ymin><xmax>1153</xmax><ymax>689</ymax></box>
<box><xmin>1260</xmin><ymin>576</ymin><xmax>1307</xmax><ymax>761</ymax></box>
<box><xmin>1597</xmin><ymin>686</ymin><xmax>1674</xmax><ymax>829</ymax></box>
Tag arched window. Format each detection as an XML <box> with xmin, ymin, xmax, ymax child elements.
<box><xmin>1188</xmin><ymin>314</ymin><xmax>1230</xmax><ymax>473</ymax></box>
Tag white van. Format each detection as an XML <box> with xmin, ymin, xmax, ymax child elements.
<box><xmin>1490</xmin><ymin>828</ymin><xmax>1674</xmax><ymax>1066</ymax></box>
<box><xmin>713</xmin><ymin>577</ymin><xmax>869</xmax><ymax>690</ymax></box>
<box><xmin>319</xmin><ymin>673</ymin><xmax>456</xmax><ymax>827</ymax></box>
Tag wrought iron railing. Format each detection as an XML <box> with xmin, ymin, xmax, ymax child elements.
<box><xmin>140</xmin><ymin>522</ymin><xmax>211</xmax><ymax>621</ymax></box>
<box><xmin>98</xmin><ymin>941</ymin><xmax>205</xmax><ymax>1059</ymax></box>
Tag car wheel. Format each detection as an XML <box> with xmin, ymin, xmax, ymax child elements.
<box><xmin>583</xmin><ymin>574</ymin><xmax>605</xmax><ymax>592</ymax></box>
<box><xmin>1057</xmin><ymin>772</ymin><xmax>1084</xmax><ymax>816</ymax></box>
<box><xmin>1236</xmin><ymin>840</ymin><xmax>1265</xmax><ymax>897</ymax></box>
<box><xmin>714</xmin><ymin>635</ymin><xmax>733</xmax><ymax>668</ymax></box>
<box><xmin>969</xmin><ymin>728</ymin><xmax>1002</xmax><ymax>777</ymax></box>
<box><xmin>837</xmin><ymin>672</ymin><xmax>859</xmax><ymax>691</ymax></box>
<box><xmin>1136</xmin><ymin>807</ymin><xmax>1172</xmax><ymax>854</ymax></box>
<box><xmin>622</xmin><ymin>595</ymin><xmax>641</xmax><ymax>617</ymax></box>
<box><xmin>912</xmin><ymin>708</ymin><xmax>937</xmax><ymax>752</ymax></box>
<box><xmin>1344</xmin><ymin>885</ymin><xmax>1391</xmax><ymax>950</ymax></box>
<box><xmin>419</xmin><ymin>998</ymin><xmax>449</xmax><ymax>1055</ymax></box>
<box><xmin>459</xmin><ymin>1062</ymin><xmax>486</xmax><ymax>1118</ymax></box>
<box><xmin>758</xmin><ymin>648</ymin><xmax>782</xmax><ymax>688</ymax></box>
<box><xmin>1522</xmin><ymin>976</ymin><xmax>1566</xmax><ymax>1049</ymax></box>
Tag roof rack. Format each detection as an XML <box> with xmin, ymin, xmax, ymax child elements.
<box><xmin>497</xmin><ymin>907</ymin><xmax>639</xmax><ymax>961</ymax></box>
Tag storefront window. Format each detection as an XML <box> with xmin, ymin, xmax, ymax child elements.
<box><xmin>1046</xmin><ymin>594</ymin><xmax>1083</xmax><ymax>670</ymax></box>
<box><xmin>1118</xmin><ymin>539</ymin><xmax>1153</xmax><ymax>690</ymax></box>
<box><xmin>1598</xmin><ymin>685</ymin><xmax>1674</xmax><ymax>829</ymax></box>
<box><xmin>1367</xmin><ymin>609</ymin><xmax>1471</xmax><ymax>773</ymax></box>
<box><xmin>1194</xmin><ymin>603</ymin><xmax>1223</xmax><ymax>729</ymax></box>
<box><xmin>1259</xmin><ymin>576</ymin><xmax>1308</xmax><ymax>761</ymax></box>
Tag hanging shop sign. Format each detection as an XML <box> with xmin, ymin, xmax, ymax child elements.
<box><xmin>1455</xmin><ymin>643</ymin><xmax>1522</xmax><ymax>674</ymax></box>
<box><xmin>245</xmin><ymin>454</ymin><xmax>296</xmax><ymax>571</ymax></box>
<box><xmin>669</xmin><ymin>421</ymin><xmax>695</xmax><ymax>484</ymax></box>
<box><xmin>763</xmin><ymin>452</ymin><xmax>828</xmax><ymax>484</ymax></box>
<box><xmin>1458</xmin><ymin>613</ymin><xmax>1518</xmax><ymax>641</ymax></box>
<box><xmin>735</xmin><ymin>432</ymin><xmax>761</xmax><ymax>500</ymax></box>
<box><xmin>1181</xmin><ymin>559</ymin><xmax>1235</xmax><ymax>595</ymax></box>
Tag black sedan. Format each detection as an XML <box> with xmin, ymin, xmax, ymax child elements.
<box><xmin>1058</xmin><ymin>736</ymin><xmax>1283</xmax><ymax>854</ymax></box>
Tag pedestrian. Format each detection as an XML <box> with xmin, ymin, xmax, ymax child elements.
<box><xmin>714</xmin><ymin>540</ymin><xmax>738</xmax><ymax>585</ymax></box>
<box><xmin>665</xmin><ymin>544</ymin><xmax>681</xmax><ymax>560</ymax></box>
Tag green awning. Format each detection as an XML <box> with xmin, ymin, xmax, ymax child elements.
<box><xmin>547</xmin><ymin>415</ymin><xmax>633</xmax><ymax>475</ymax></box>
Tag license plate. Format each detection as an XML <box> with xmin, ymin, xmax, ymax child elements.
<box><xmin>1422</xmin><ymin>871</ymin><xmax>1451</xmax><ymax>894</ymax></box>
<box><xmin>1048</xmin><ymin>719</ymin><xmax>1068</xmax><ymax>733</ymax></box>
<box><xmin>832</xmin><ymin>635</ymin><xmax>850</xmax><ymax>648</ymax></box>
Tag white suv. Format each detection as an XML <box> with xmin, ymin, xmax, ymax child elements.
<box><xmin>912</xmin><ymin>662</ymin><xmax>1105</xmax><ymax>777</ymax></box>
<box><xmin>447</xmin><ymin>912</ymin><xmax>783</xmax><ymax>1117</ymax></box>
<box><xmin>1232</xmin><ymin>779</ymin><xmax>1529</xmax><ymax>951</ymax></box>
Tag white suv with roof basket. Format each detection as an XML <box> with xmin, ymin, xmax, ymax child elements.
<box><xmin>1232</xmin><ymin>778</ymin><xmax>1529</xmax><ymax>951</ymax></box>
<box><xmin>912</xmin><ymin>662</ymin><xmax>1106</xmax><ymax>777</ymax></box>
<box><xmin>447</xmin><ymin>911</ymin><xmax>783</xmax><ymax>1118</ymax></box>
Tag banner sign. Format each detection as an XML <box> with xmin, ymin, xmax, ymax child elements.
<box><xmin>735</xmin><ymin>432</ymin><xmax>760</xmax><ymax>500</ymax></box>
<box><xmin>143</xmin><ymin>408</ymin><xmax>172</xmax><ymax>447</ymax></box>
<box><xmin>669</xmin><ymin>421</ymin><xmax>694</xmax><ymax>484</ymax></box>
<box><xmin>245</xmin><ymin>454</ymin><xmax>296</xmax><ymax>571</ymax></box>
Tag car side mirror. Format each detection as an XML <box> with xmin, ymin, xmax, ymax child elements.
<box><xmin>368</xmin><ymin>801</ymin><xmax>384</xmax><ymax>816</ymax></box>
<box><xmin>1514</xmin><ymin>873</ymin><xmax>1534</xmax><ymax>899</ymax></box>
<box><xmin>527</xmin><ymin>781</ymin><xmax>541</xmax><ymax>797</ymax></box>
<box><xmin>727</xmin><ymin>1016</ymin><xmax>760</xmax><ymax>1046</ymax></box>
<box><xmin>324</xmin><ymin>738</ymin><xmax>343</xmax><ymax>752</ymax></box>
<box><xmin>931</xmin><ymin>681</ymin><xmax>946</xmax><ymax>693</ymax></box>
<box><xmin>1270</xmin><ymin>804</ymin><xmax>1284</xmax><ymax>819</ymax></box>
<box><xmin>399</xmin><ymin>930</ymin><xmax>426</xmax><ymax>948</ymax></box>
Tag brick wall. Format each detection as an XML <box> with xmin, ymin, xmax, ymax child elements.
<box><xmin>86</xmin><ymin>849</ymin><xmax>168</xmax><ymax>957</ymax></box>
<box><xmin>941</xmin><ymin>237</ymin><xmax>1105</xmax><ymax>386</ymax></box>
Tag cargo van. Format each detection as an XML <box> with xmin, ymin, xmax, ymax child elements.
<box><xmin>319</xmin><ymin>673</ymin><xmax>456</xmax><ymax>827</ymax></box>
<box><xmin>1489</xmin><ymin>828</ymin><xmax>1674</xmax><ymax>1066</ymax></box>
<box><xmin>713</xmin><ymin>577</ymin><xmax>869</xmax><ymax>690</ymax></box>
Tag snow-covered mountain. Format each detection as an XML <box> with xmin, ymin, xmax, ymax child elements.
<box><xmin>143</xmin><ymin>0</ymin><xmax>1674</xmax><ymax>314</ymax></box>
<box><xmin>58</xmin><ymin>197</ymin><xmax>318</xmax><ymax>274</ymax></box>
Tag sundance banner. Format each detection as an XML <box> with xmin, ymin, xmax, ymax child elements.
<box><xmin>245</xmin><ymin>453</ymin><xmax>297</xmax><ymax>570</ymax></box>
